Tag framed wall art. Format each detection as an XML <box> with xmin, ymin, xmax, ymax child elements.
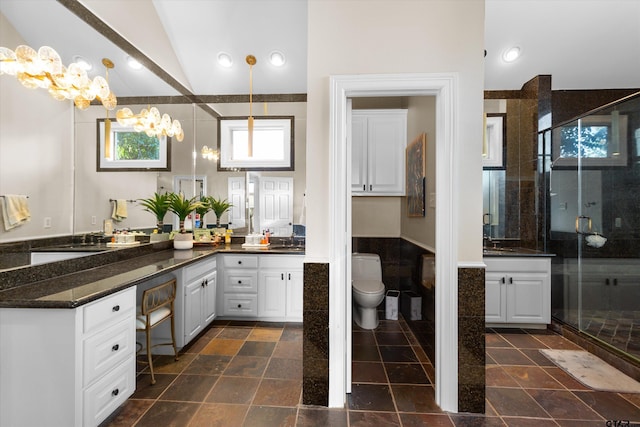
<box><xmin>406</xmin><ymin>133</ymin><xmax>426</xmax><ymax>217</ymax></box>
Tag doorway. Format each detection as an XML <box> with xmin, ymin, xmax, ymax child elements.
<box><xmin>328</xmin><ymin>73</ymin><xmax>460</xmax><ymax>412</ymax></box>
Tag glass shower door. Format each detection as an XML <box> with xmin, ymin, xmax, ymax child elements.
<box><xmin>550</xmin><ymin>95</ymin><xmax>640</xmax><ymax>362</ymax></box>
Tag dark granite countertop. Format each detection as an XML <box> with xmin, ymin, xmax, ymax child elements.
<box><xmin>0</xmin><ymin>243</ymin><xmax>304</xmax><ymax>309</ymax></box>
<box><xmin>483</xmin><ymin>247</ymin><xmax>555</xmax><ymax>257</ymax></box>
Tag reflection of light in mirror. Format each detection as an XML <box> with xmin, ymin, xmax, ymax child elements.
<box><xmin>231</xmin><ymin>129</ymin><xmax>285</xmax><ymax>160</ymax></box>
<box><xmin>201</xmin><ymin>145</ymin><xmax>219</xmax><ymax>160</ymax></box>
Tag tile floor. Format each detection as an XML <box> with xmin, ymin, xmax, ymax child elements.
<box><xmin>100</xmin><ymin>318</ymin><xmax>640</xmax><ymax>426</ymax></box>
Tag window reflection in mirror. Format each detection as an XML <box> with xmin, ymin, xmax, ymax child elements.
<box><xmin>218</xmin><ymin>116</ymin><xmax>294</xmax><ymax>171</ymax></box>
<box><xmin>483</xmin><ymin>170</ymin><xmax>506</xmax><ymax>239</ymax></box>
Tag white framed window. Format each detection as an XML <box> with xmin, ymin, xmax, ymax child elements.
<box><xmin>218</xmin><ymin>116</ymin><xmax>294</xmax><ymax>170</ymax></box>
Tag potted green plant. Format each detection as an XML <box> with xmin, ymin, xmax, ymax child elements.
<box><xmin>208</xmin><ymin>196</ymin><xmax>233</xmax><ymax>228</ymax></box>
<box><xmin>194</xmin><ymin>196</ymin><xmax>212</xmax><ymax>228</ymax></box>
<box><xmin>138</xmin><ymin>192</ymin><xmax>171</xmax><ymax>233</ymax></box>
<box><xmin>168</xmin><ymin>193</ymin><xmax>204</xmax><ymax>249</ymax></box>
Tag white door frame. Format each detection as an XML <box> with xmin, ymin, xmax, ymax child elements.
<box><xmin>328</xmin><ymin>73</ymin><xmax>460</xmax><ymax>412</ymax></box>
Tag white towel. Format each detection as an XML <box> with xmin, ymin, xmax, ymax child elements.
<box><xmin>1</xmin><ymin>195</ymin><xmax>31</xmax><ymax>231</ymax></box>
<box><xmin>112</xmin><ymin>199</ymin><xmax>128</xmax><ymax>222</ymax></box>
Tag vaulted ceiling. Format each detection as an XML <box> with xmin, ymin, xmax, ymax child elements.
<box><xmin>1</xmin><ymin>0</ymin><xmax>639</xmax><ymax>101</ymax></box>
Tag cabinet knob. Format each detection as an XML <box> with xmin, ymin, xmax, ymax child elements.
<box><xmin>111</xmin><ymin>344</ymin><xmax>119</xmax><ymax>352</ymax></box>
<box><xmin>281</xmin><ymin>273</ymin><xmax>284</xmax><ymax>280</ymax></box>
<box><xmin>111</xmin><ymin>388</ymin><xmax>119</xmax><ymax>397</ymax></box>
<box><xmin>238</xmin><ymin>280</ymin><xmax>242</xmax><ymax>284</ymax></box>
<box><xmin>613</xmin><ymin>278</ymin><xmax>618</xmax><ymax>286</ymax></box>
<box><xmin>369</xmin><ymin>185</ymin><xmax>372</xmax><ymax>191</ymax></box>
<box><xmin>237</xmin><ymin>304</ymin><xmax>242</xmax><ymax>308</ymax></box>
<box><xmin>288</xmin><ymin>273</ymin><xmax>291</xmax><ymax>281</ymax></box>
<box><xmin>606</xmin><ymin>278</ymin><xmax>610</xmax><ymax>286</ymax></box>
<box><xmin>508</xmin><ymin>277</ymin><xmax>513</xmax><ymax>284</ymax></box>
<box><xmin>112</xmin><ymin>305</ymin><xmax>120</xmax><ymax>312</ymax></box>
<box><xmin>238</xmin><ymin>260</ymin><xmax>242</xmax><ymax>265</ymax></box>
<box><xmin>500</xmin><ymin>277</ymin><xmax>505</xmax><ymax>284</ymax></box>
<box><xmin>205</xmin><ymin>279</ymin><xmax>208</xmax><ymax>286</ymax></box>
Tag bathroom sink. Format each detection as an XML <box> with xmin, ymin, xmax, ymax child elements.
<box><xmin>42</xmin><ymin>243</ymin><xmax>109</xmax><ymax>252</ymax></box>
<box><xmin>482</xmin><ymin>247</ymin><xmax>515</xmax><ymax>255</ymax></box>
<box><xmin>270</xmin><ymin>245</ymin><xmax>305</xmax><ymax>251</ymax></box>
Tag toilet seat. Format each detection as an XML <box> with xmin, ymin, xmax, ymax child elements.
<box><xmin>353</xmin><ymin>279</ymin><xmax>384</xmax><ymax>294</ymax></box>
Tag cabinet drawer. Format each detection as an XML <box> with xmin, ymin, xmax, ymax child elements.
<box><xmin>223</xmin><ymin>294</ymin><xmax>258</xmax><ymax>317</ymax></box>
<box><xmin>184</xmin><ymin>257</ymin><xmax>216</xmax><ymax>282</ymax></box>
<box><xmin>223</xmin><ymin>255</ymin><xmax>258</xmax><ymax>268</ymax></box>
<box><xmin>260</xmin><ymin>255</ymin><xmax>303</xmax><ymax>270</ymax></box>
<box><xmin>83</xmin><ymin>356</ymin><xmax>135</xmax><ymax>427</ymax></box>
<box><xmin>224</xmin><ymin>270</ymin><xmax>258</xmax><ymax>293</ymax></box>
<box><xmin>83</xmin><ymin>288</ymin><xmax>135</xmax><ymax>335</ymax></box>
<box><xmin>83</xmin><ymin>317</ymin><xmax>135</xmax><ymax>387</ymax></box>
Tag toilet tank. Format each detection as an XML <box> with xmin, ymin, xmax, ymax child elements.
<box><xmin>352</xmin><ymin>253</ymin><xmax>382</xmax><ymax>281</ymax></box>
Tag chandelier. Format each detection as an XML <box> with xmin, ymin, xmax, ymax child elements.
<box><xmin>116</xmin><ymin>106</ymin><xmax>184</xmax><ymax>142</ymax></box>
<box><xmin>0</xmin><ymin>45</ymin><xmax>117</xmax><ymax>111</ymax></box>
<box><xmin>201</xmin><ymin>145</ymin><xmax>218</xmax><ymax>161</ymax></box>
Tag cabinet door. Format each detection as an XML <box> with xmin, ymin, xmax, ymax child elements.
<box><xmin>258</xmin><ymin>271</ymin><xmax>287</xmax><ymax>318</ymax></box>
<box><xmin>485</xmin><ymin>271</ymin><xmax>507</xmax><ymax>323</ymax></box>
<box><xmin>203</xmin><ymin>271</ymin><xmax>217</xmax><ymax>325</ymax></box>
<box><xmin>286</xmin><ymin>271</ymin><xmax>303</xmax><ymax>320</ymax></box>
<box><xmin>184</xmin><ymin>279</ymin><xmax>204</xmax><ymax>343</ymax></box>
<box><xmin>367</xmin><ymin>114</ymin><xmax>407</xmax><ymax>195</ymax></box>
<box><xmin>507</xmin><ymin>272</ymin><xmax>550</xmax><ymax>324</ymax></box>
<box><xmin>351</xmin><ymin>114</ymin><xmax>368</xmax><ymax>193</ymax></box>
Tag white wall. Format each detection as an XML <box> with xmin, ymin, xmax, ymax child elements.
<box><xmin>0</xmin><ymin>12</ymin><xmax>74</xmax><ymax>242</ymax></box>
<box><xmin>306</xmin><ymin>1</ymin><xmax>485</xmax><ymax>262</ymax></box>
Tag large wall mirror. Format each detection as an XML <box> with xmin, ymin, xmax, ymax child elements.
<box><xmin>482</xmin><ymin>98</ymin><xmax>527</xmax><ymax>241</ymax></box>
<box><xmin>0</xmin><ymin>2</ymin><xmax>307</xmax><ymax>272</ymax></box>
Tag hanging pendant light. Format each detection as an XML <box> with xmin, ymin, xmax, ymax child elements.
<box><xmin>246</xmin><ymin>55</ymin><xmax>256</xmax><ymax>157</ymax></box>
<box><xmin>102</xmin><ymin>58</ymin><xmax>115</xmax><ymax>159</ymax></box>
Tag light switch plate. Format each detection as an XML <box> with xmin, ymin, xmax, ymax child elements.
<box><xmin>429</xmin><ymin>192</ymin><xmax>436</xmax><ymax>208</ymax></box>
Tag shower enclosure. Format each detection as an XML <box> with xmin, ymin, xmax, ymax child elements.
<box><xmin>545</xmin><ymin>92</ymin><xmax>640</xmax><ymax>362</ymax></box>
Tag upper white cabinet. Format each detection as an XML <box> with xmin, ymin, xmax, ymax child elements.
<box><xmin>352</xmin><ymin>109</ymin><xmax>408</xmax><ymax>196</ymax></box>
<box><xmin>485</xmin><ymin>257</ymin><xmax>551</xmax><ymax>328</ymax></box>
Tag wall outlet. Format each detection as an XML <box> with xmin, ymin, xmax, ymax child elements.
<box><xmin>91</xmin><ymin>215</ymin><xmax>97</xmax><ymax>225</ymax></box>
<box><xmin>44</xmin><ymin>217</ymin><xmax>51</xmax><ymax>228</ymax></box>
<box><xmin>615</xmin><ymin>217</ymin><xmax>622</xmax><ymax>228</ymax></box>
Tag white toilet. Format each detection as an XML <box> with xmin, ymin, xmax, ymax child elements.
<box><xmin>352</xmin><ymin>253</ymin><xmax>386</xmax><ymax>329</ymax></box>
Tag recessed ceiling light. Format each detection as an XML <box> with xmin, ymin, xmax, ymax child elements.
<box><xmin>502</xmin><ymin>46</ymin><xmax>521</xmax><ymax>63</ymax></box>
<box><xmin>217</xmin><ymin>52</ymin><xmax>233</xmax><ymax>68</ymax></box>
<box><xmin>72</xmin><ymin>55</ymin><xmax>92</xmax><ymax>71</ymax></box>
<box><xmin>126</xmin><ymin>55</ymin><xmax>143</xmax><ymax>70</ymax></box>
<box><xmin>269</xmin><ymin>50</ymin><xmax>286</xmax><ymax>67</ymax></box>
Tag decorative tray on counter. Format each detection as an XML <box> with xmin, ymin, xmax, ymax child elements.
<box><xmin>106</xmin><ymin>241</ymin><xmax>141</xmax><ymax>248</ymax></box>
<box><xmin>241</xmin><ymin>243</ymin><xmax>271</xmax><ymax>249</ymax></box>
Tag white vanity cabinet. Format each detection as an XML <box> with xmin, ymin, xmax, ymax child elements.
<box><xmin>258</xmin><ymin>255</ymin><xmax>303</xmax><ymax>321</ymax></box>
<box><xmin>220</xmin><ymin>254</ymin><xmax>259</xmax><ymax>317</ymax></box>
<box><xmin>218</xmin><ymin>253</ymin><xmax>303</xmax><ymax>321</ymax></box>
<box><xmin>182</xmin><ymin>257</ymin><xmax>217</xmax><ymax>345</ymax></box>
<box><xmin>0</xmin><ymin>287</ymin><xmax>136</xmax><ymax>427</ymax></box>
<box><xmin>352</xmin><ymin>109</ymin><xmax>408</xmax><ymax>196</ymax></box>
<box><xmin>484</xmin><ymin>257</ymin><xmax>551</xmax><ymax>328</ymax></box>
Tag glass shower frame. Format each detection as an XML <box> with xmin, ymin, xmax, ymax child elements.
<box><xmin>544</xmin><ymin>92</ymin><xmax>640</xmax><ymax>363</ymax></box>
